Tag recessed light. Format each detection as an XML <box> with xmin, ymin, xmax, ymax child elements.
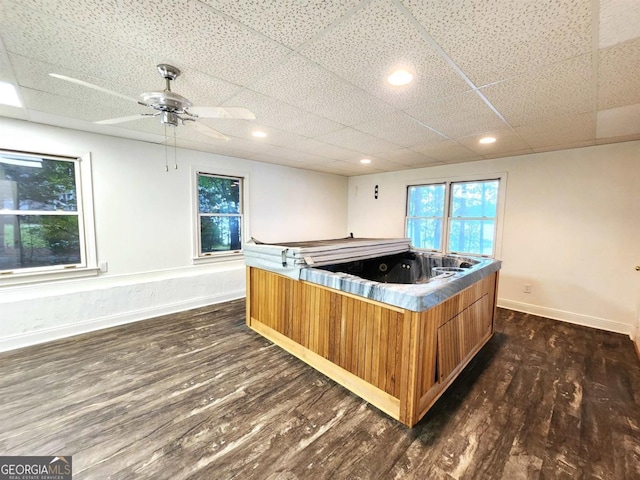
<box><xmin>0</xmin><ymin>81</ymin><xmax>22</xmax><ymax>107</ymax></box>
<box><xmin>387</xmin><ymin>70</ymin><xmax>413</xmax><ymax>86</ymax></box>
<box><xmin>252</xmin><ymin>131</ymin><xmax>267</xmax><ymax>138</ymax></box>
<box><xmin>360</xmin><ymin>158</ymin><xmax>371</xmax><ymax>164</ymax></box>
<box><xmin>479</xmin><ymin>136</ymin><xmax>496</xmax><ymax>144</ymax></box>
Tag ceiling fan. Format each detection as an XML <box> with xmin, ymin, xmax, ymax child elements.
<box><xmin>49</xmin><ymin>64</ymin><xmax>256</xmax><ymax>141</ymax></box>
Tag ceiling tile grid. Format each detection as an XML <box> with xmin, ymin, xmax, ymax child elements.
<box><xmin>405</xmin><ymin>89</ymin><xmax>509</xmax><ymax>139</ymax></box>
<box><xmin>401</xmin><ymin>0</ymin><xmax>593</xmax><ymax>87</ymax></box>
<box><xmin>198</xmin><ymin>0</ymin><xmax>360</xmax><ymax>49</ymax></box>
<box><xmin>250</xmin><ymin>54</ymin><xmax>396</xmax><ymax>126</ymax></box>
<box><xmin>1</xmin><ymin>0</ymin><xmax>639</xmax><ymax>175</ymax></box>
<box><xmin>299</xmin><ymin>0</ymin><xmax>470</xmax><ymax>110</ymax></box>
<box><xmin>481</xmin><ymin>54</ymin><xmax>595</xmax><ymax>127</ymax></box>
<box><xmin>354</xmin><ymin>111</ymin><xmax>446</xmax><ymax>147</ymax></box>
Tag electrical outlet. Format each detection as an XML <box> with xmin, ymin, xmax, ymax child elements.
<box><xmin>99</xmin><ymin>261</ymin><xmax>108</xmax><ymax>273</ymax></box>
<box><xmin>523</xmin><ymin>283</ymin><xmax>532</xmax><ymax>294</ymax></box>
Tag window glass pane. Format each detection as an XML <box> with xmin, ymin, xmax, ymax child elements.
<box><xmin>406</xmin><ymin>218</ymin><xmax>442</xmax><ymax>250</ymax></box>
<box><xmin>0</xmin><ymin>214</ymin><xmax>81</xmax><ymax>270</ymax></box>
<box><xmin>448</xmin><ymin>219</ymin><xmax>495</xmax><ymax>256</ymax></box>
<box><xmin>407</xmin><ymin>184</ymin><xmax>445</xmax><ymax>216</ymax></box>
<box><xmin>0</xmin><ymin>155</ymin><xmax>77</xmax><ymax>211</ymax></box>
<box><xmin>200</xmin><ymin>216</ymin><xmax>242</xmax><ymax>253</ymax></box>
<box><xmin>198</xmin><ymin>175</ymin><xmax>241</xmax><ymax>214</ymax></box>
<box><xmin>450</xmin><ymin>180</ymin><xmax>498</xmax><ymax>218</ymax></box>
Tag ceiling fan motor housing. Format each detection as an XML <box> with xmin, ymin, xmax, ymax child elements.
<box><xmin>140</xmin><ymin>90</ymin><xmax>192</xmax><ymax>113</ymax></box>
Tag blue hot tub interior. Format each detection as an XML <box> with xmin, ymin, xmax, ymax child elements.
<box><xmin>317</xmin><ymin>251</ymin><xmax>480</xmax><ymax>285</ymax></box>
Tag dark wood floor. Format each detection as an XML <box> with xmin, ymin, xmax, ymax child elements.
<box><xmin>1</xmin><ymin>300</ymin><xmax>639</xmax><ymax>479</ymax></box>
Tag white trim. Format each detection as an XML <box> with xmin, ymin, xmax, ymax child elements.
<box><xmin>0</xmin><ymin>289</ymin><xmax>245</xmax><ymax>353</ymax></box>
<box><xmin>0</xmin><ymin>267</ymin><xmax>99</xmax><ymax>287</ymax></box>
<box><xmin>497</xmin><ymin>298</ymin><xmax>633</xmax><ymax>337</ymax></box>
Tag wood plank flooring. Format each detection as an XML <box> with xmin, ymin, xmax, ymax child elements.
<box><xmin>1</xmin><ymin>300</ymin><xmax>639</xmax><ymax>479</ymax></box>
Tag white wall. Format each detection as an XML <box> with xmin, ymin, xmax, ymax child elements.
<box><xmin>0</xmin><ymin>118</ymin><xmax>348</xmax><ymax>351</ymax></box>
<box><xmin>348</xmin><ymin>141</ymin><xmax>640</xmax><ymax>336</ymax></box>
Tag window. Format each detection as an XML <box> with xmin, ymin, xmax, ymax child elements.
<box><xmin>0</xmin><ymin>150</ymin><xmax>95</xmax><ymax>277</ymax></box>
<box><xmin>406</xmin><ymin>178</ymin><xmax>501</xmax><ymax>257</ymax></box>
<box><xmin>196</xmin><ymin>173</ymin><xmax>243</xmax><ymax>256</ymax></box>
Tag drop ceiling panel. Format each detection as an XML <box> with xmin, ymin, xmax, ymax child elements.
<box><xmin>308</xmin><ymin>160</ymin><xmax>385</xmax><ymax>176</ymax></box>
<box><xmin>481</xmin><ymin>54</ymin><xmax>594</xmax><ymax>127</ymax></box>
<box><xmin>198</xmin><ymin>0</ymin><xmax>360</xmax><ymax>49</ymax></box>
<box><xmin>533</xmin><ymin>140</ymin><xmax>595</xmax><ymax>153</ymax></box>
<box><xmin>455</xmin><ymin>129</ymin><xmax>533</xmax><ymax>157</ymax></box>
<box><xmin>173</xmin><ymin>138</ymin><xmax>259</xmax><ymax>161</ymax></box>
<box><xmin>251</xmin><ymin>145</ymin><xmax>335</xmax><ymax>165</ymax></box>
<box><xmin>599</xmin><ymin>0</ymin><xmax>640</xmax><ymax>48</ymax></box>
<box><xmin>375</xmin><ymin>148</ymin><xmax>443</xmax><ymax>167</ymax></box>
<box><xmin>223</xmin><ymin>88</ymin><xmax>344</xmax><ymax>138</ymax></box>
<box><xmin>406</xmin><ymin>90</ymin><xmax>508</xmax><ymax>139</ymax></box>
<box><xmin>316</xmin><ymin>127</ymin><xmax>402</xmax><ymax>155</ymax></box>
<box><xmin>596</xmin><ymin>103</ymin><xmax>640</xmax><ymax>139</ymax></box>
<box><xmin>0</xmin><ymin>2</ymin><xmax>159</xmax><ymax>83</ymax></box>
<box><xmin>251</xmin><ymin>54</ymin><xmax>396</xmax><ymax>126</ymax></box>
<box><xmin>1</xmin><ymin>0</ymin><xmax>290</xmax><ymax>88</ymax></box>
<box><xmin>354</xmin><ymin>111</ymin><xmax>445</xmax><ymax>147</ymax></box>
<box><xmin>10</xmin><ymin>55</ymin><xmax>142</xmax><ymax>111</ymax></box>
<box><xmin>401</xmin><ymin>0</ymin><xmax>593</xmax><ymax>87</ymax></box>
<box><xmin>515</xmin><ymin>112</ymin><xmax>595</xmax><ymax>148</ymax></box>
<box><xmin>411</xmin><ymin>140</ymin><xmax>481</xmax><ymax>163</ymax></box>
<box><xmin>200</xmin><ymin>119</ymin><xmax>308</xmax><ymax>148</ymax></box>
<box><xmin>20</xmin><ymin>87</ymin><xmax>141</xmax><ymax>124</ymax></box>
<box><xmin>598</xmin><ymin>38</ymin><xmax>640</xmax><ymax>110</ymax></box>
<box><xmin>299</xmin><ymin>0</ymin><xmax>469</xmax><ymax>110</ymax></box>
<box><xmin>287</xmin><ymin>138</ymin><xmax>362</xmax><ymax>161</ymax></box>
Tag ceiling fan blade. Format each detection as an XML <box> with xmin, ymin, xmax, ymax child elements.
<box><xmin>189</xmin><ymin>120</ymin><xmax>230</xmax><ymax>141</ymax></box>
<box><xmin>49</xmin><ymin>73</ymin><xmax>139</xmax><ymax>104</ymax></box>
<box><xmin>188</xmin><ymin>106</ymin><xmax>256</xmax><ymax>120</ymax></box>
<box><xmin>95</xmin><ymin>114</ymin><xmax>145</xmax><ymax>125</ymax></box>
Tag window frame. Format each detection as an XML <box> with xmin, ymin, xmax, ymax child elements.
<box><xmin>0</xmin><ymin>149</ymin><xmax>98</xmax><ymax>286</ymax></box>
<box><xmin>405</xmin><ymin>173</ymin><xmax>506</xmax><ymax>258</ymax></box>
<box><xmin>192</xmin><ymin>167</ymin><xmax>249</xmax><ymax>263</ymax></box>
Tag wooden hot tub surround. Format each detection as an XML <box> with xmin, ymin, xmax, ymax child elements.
<box><xmin>246</xmin><ymin>266</ymin><xmax>499</xmax><ymax>427</ymax></box>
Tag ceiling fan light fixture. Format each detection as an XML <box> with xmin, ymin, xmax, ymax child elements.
<box><xmin>387</xmin><ymin>69</ymin><xmax>413</xmax><ymax>86</ymax></box>
<box><xmin>479</xmin><ymin>136</ymin><xmax>497</xmax><ymax>144</ymax></box>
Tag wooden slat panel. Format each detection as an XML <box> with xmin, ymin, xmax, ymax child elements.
<box><xmin>248</xmin><ymin>267</ymin><xmax>405</xmax><ymax>397</ymax></box>
<box><xmin>378</xmin><ymin>308</ymin><xmax>390</xmax><ymax>393</ymax></box>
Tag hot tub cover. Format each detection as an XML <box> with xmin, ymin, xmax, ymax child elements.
<box><xmin>243</xmin><ymin>237</ymin><xmax>411</xmax><ymax>278</ymax></box>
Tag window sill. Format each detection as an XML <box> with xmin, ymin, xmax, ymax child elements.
<box><xmin>192</xmin><ymin>252</ymin><xmax>244</xmax><ymax>265</ymax></box>
<box><xmin>0</xmin><ymin>267</ymin><xmax>100</xmax><ymax>288</ymax></box>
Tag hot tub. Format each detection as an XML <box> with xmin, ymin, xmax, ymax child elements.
<box><xmin>244</xmin><ymin>238</ymin><xmax>501</xmax><ymax>427</ymax></box>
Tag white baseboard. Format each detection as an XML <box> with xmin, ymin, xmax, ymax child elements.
<box><xmin>0</xmin><ymin>290</ymin><xmax>245</xmax><ymax>353</ymax></box>
<box><xmin>497</xmin><ymin>298</ymin><xmax>633</xmax><ymax>337</ymax></box>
